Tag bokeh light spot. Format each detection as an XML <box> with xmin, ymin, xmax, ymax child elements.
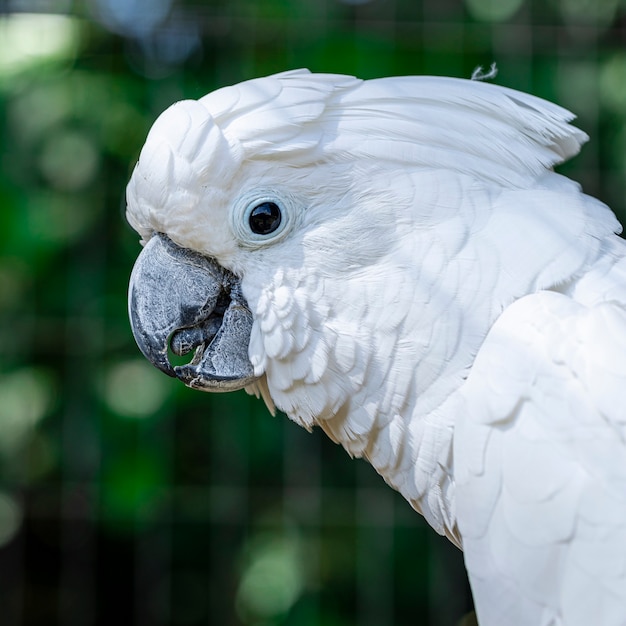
<box><xmin>556</xmin><ymin>61</ymin><xmax>598</xmax><ymax>117</ymax></box>
<box><xmin>0</xmin><ymin>368</ymin><xmax>55</xmax><ymax>456</ymax></box>
<box><xmin>599</xmin><ymin>54</ymin><xmax>626</xmax><ymax>114</ymax></box>
<box><xmin>38</xmin><ymin>129</ymin><xmax>101</xmax><ymax>192</ymax></box>
<box><xmin>236</xmin><ymin>531</ymin><xmax>305</xmax><ymax>621</ymax></box>
<box><xmin>0</xmin><ymin>492</ymin><xmax>22</xmax><ymax>548</ymax></box>
<box><xmin>91</xmin><ymin>0</ymin><xmax>172</xmax><ymax>37</ymax></box>
<box><xmin>26</xmin><ymin>193</ymin><xmax>98</xmax><ymax>246</ymax></box>
<box><xmin>465</xmin><ymin>0</ymin><xmax>524</xmax><ymax>21</ymax></box>
<box><xmin>103</xmin><ymin>360</ymin><xmax>171</xmax><ymax>418</ymax></box>
<box><xmin>0</xmin><ymin>13</ymin><xmax>79</xmax><ymax>77</ymax></box>
<box><xmin>557</xmin><ymin>0</ymin><xmax>620</xmax><ymax>26</ymax></box>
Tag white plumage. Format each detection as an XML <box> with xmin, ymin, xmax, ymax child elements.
<box><xmin>126</xmin><ymin>69</ymin><xmax>626</xmax><ymax>624</ymax></box>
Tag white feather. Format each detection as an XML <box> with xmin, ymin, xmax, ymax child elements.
<box><xmin>127</xmin><ymin>70</ymin><xmax>626</xmax><ymax>625</ymax></box>
<box><xmin>456</xmin><ymin>291</ymin><xmax>626</xmax><ymax>623</ymax></box>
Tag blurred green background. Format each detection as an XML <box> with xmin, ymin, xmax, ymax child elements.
<box><xmin>1</xmin><ymin>0</ymin><xmax>626</xmax><ymax>624</ymax></box>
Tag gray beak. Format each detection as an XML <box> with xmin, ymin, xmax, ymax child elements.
<box><xmin>128</xmin><ymin>233</ymin><xmax>257</xmax><ymax>392</ymax></box>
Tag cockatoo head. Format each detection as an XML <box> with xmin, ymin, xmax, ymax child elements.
<box><xmin>127</xmin><ymin>69</ymin><xmax>599</xmax><ymax>433</ymax></box>
<box><xmin>127</xmin><ymin>71</ymin><xmax>401</xmax><ymax>403</ymax></box>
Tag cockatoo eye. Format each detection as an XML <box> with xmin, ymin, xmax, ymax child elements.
<box><xmin>230</xmin><ymin>189</ymin><xmax>300</xmax><ymax>249</ymax></box>
<box><xmin>249</xmin><ymin>202</ymin><xmax>282</xmax><ymax>235</ymax></box>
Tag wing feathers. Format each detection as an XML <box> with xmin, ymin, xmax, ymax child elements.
<box><xmin>456</xmin><ymin>291</ymin><xmax>626</xmax><ymax>624</ymax></box>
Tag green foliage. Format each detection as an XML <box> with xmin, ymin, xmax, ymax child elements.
<box><xmin>1</xmin><ymin>1</ymin><xmax>625</xmax><ymax>624</ymax></box>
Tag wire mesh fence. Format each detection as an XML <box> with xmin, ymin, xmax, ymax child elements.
<box><xmin>1</xmin><ymin>0</ymin><xmax>625</xmax><ymax>624</ymax></box>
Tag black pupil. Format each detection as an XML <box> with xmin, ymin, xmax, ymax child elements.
<box><xmin>249</xmin><ymin>202</ymin><xmax>281</xmax><ymax>235</ymax></box>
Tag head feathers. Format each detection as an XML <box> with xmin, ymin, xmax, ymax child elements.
<box><xmin>127</xmin><ymin>69</ymin><xmax>588</xmax><ymax>237</ymax></box>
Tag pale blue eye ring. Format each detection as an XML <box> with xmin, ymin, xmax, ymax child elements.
<box><xmin>230</xmin><ymin>189</ymin><xmax>299</xmax><ymax>248</ymax></box>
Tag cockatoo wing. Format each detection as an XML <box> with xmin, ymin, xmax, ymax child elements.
<box><xmin>455</xmin><ymin>263</ymin><xmax>626</xmax><ymax>625</ymax></box>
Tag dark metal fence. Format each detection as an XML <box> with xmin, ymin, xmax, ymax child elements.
<box><xmin>1</xmin><ymin>1</ymin><xmax>624</xmax><ymax>623</ymax></box>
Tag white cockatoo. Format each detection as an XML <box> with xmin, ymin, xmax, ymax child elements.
<box><xmin>126</xmin><ymin>69</ymin><xmax>626</xmax><ymax>625</ymax></box>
